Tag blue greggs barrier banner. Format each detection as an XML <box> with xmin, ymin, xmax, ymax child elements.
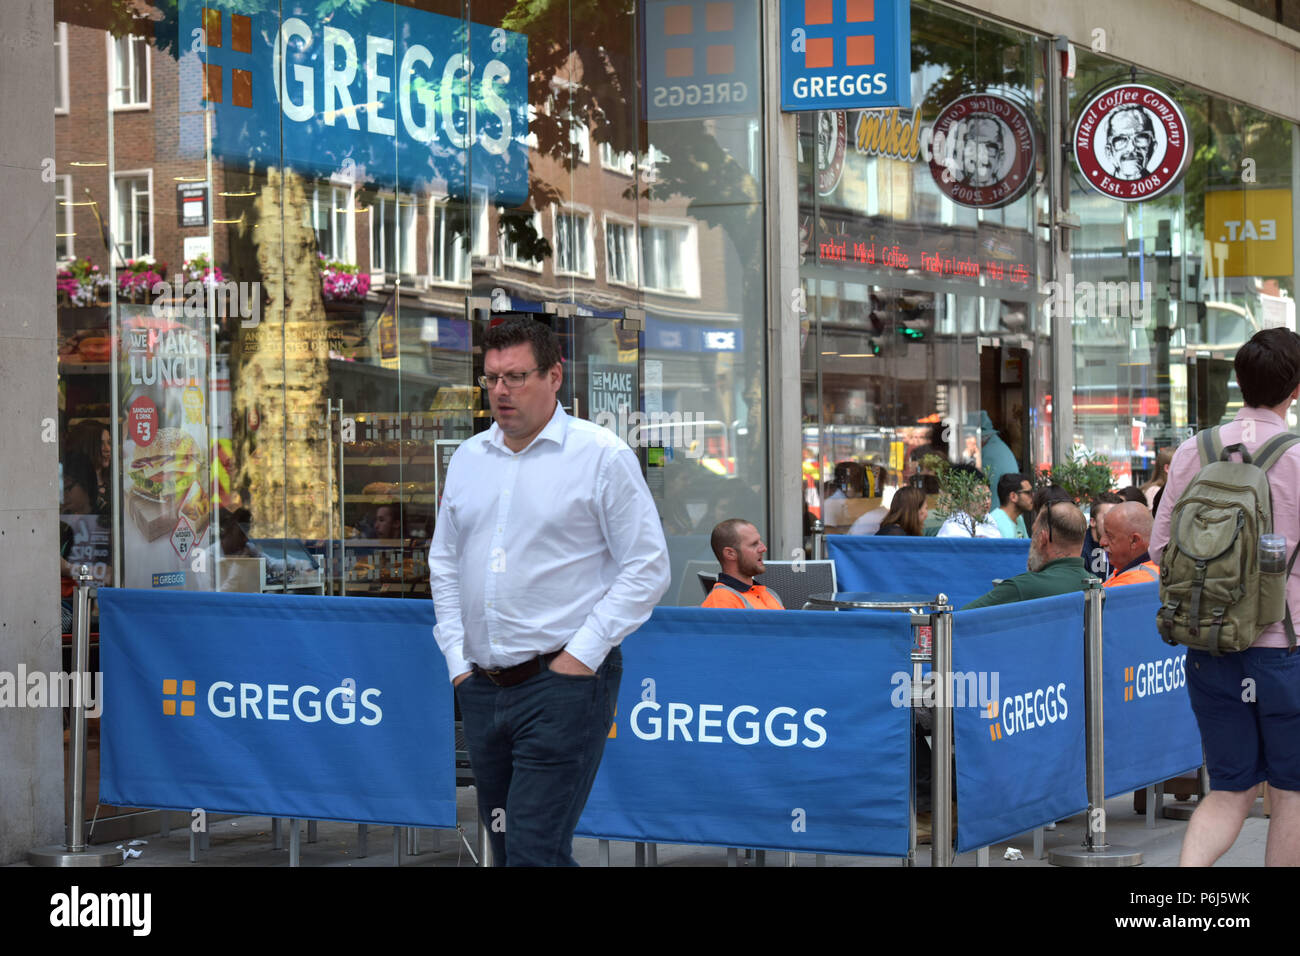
<box><xmin>1101</xmin><ymin>582</ymin><xmax>1202</xmax><ymax>797</ymax></box>
<box><xmin>952</xmin><ymin>593</ymin><xmax>1087</xmax><ymax>853</ymax></box>
<box><xmin>577</xmin><ymin>607</ymin><xmax>913</xmax><ymax>856</ymax></box>
<box><xmin>98</xmin><ymin>589</ymin><xmax>455</xmax><ymax>828</ymax></box>
<box><xmin>827</xmin><ymin>536</ymin><xmax>1032</xmax><ymax>609</ymax></box>
<box><xmin>177</xmin><ymin>0</ymin><xmax>529</xmax><ymax>203</ymax></box>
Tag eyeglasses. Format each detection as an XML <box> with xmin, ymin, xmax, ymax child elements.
<box><xmin>478</xmin><ymin>368</ymin><xmax>541</xmax><ymax>389</ymax></box>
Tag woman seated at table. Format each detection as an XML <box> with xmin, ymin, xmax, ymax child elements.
<box><xmin>875</xmin><ymin>487</ymin><xmax>928</xmax><ymax>537</ymax></box>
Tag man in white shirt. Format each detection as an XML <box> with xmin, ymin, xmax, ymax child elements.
<box><xmin>428</xmin><ymin>319</ymin><xmax>669</xmax><ymax>866</ymax></box>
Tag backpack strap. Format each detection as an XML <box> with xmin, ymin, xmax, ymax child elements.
<box><xmin>1285</xmin><ymin>543</ymin><xmax>1300</xmax><ymax>653</ymax></box>
<box><xmin>1251</xmin><ymin>433</ymin><xmax>1300</xmax><ymax>473</ymax></box>
<box><xmin>1196</xmin><ymin>427</ymin><xmax>1223</xmax><ymax>467</ymax></box>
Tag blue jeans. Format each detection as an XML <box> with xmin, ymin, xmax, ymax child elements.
<box><xmin>455</xmin><ymin>647</ymin><xmax>621</xmax><ymax>866</ymax></box>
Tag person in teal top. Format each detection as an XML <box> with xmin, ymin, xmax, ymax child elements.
<box><xmin>975</xmin><ymin>410</ymin><xmax>1020</xmax><ymax>499</ymax></box>
<box><xmin>964</xmin><ymin>501</ymin><xmax>1093</xmax><ymax>609</ymax></box>
<box><xmin>990</xmin><ymin>472</ymin><xmax>1032</xmax><ymax>539</ymax></box>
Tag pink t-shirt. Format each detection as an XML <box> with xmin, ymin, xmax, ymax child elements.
<box><xmin>1150</xmin><ymin>406</ymin><xmax>1300</xmax><ymax>649</ymax></box>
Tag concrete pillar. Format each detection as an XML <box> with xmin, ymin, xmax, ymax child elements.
<box><xmin>0</xmin><ymin>0</ymin><xmax>64</xmax><ymax>865</ymax></box>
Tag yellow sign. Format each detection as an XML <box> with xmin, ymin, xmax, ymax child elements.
<box><xmin>1203</xmin><ymin>188</ymin><xmax>1293</xmax><ymax>278</ymax></box>
<box><xmin>890</xmin><ymin>440</ymin><xmax>904</xmax><ymax>473</ymax></box>
<box><xmin>854</xmin><ymin>106</ymin><xmax>922</xmax><ymax>161</ymax></box>
<box><xmin>182</xmin><ymin>386</ymin><xmax>204</xmax><ymax>424</ymax></box>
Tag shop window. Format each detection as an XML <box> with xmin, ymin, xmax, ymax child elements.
<box><xmin>600</xmin><ymin>142</ymin><xmax>634</xmax><ymax>176</ymax></box>
<box><xmin>56</xmin><ymin>175</ymin><xmax>74</xmax><ymax>262</ymax></box>
<box><xmin>109</xmin><ymin>34</ymin><xmax>149</xmax><ymax>110</ymax></box>
<box><xmin>311</xmin><ymin>183</ymin><xmax>355</xmax><ymax>265</ymax></box>
<box><xmin>429</xmin><ymin>199</ymin><xmax>469</xmax><ymax>285</ymax></box>
<box><xmin>604</xmin><ymin>217</ymin><xmax>636</xmax><ymax>286</ymax></box>
<box><xmin>370</xmin><ymin>193</ymin><xmax>417</xmax><ymax>277</ymax></box>
<box><xmin>54</xmin><ymin>22</ymin><xmax>68</xmax><ymax>114</ymax></box>
<box><xmin>640</xmin><ymin>222</ymin><xmax>697</xmax><ymax>296</ymax></box>
<box><xmin>500</xmin><ymin>210</ymin><xmax>544</xmax><ymax>271</ymax></box>
<box><xmin>554</xmin><ymin>207</ymin><xmax>594</xmax><ymax>278</ymax></box>
<box><xmin>112</xmin><ymin>173</ymin><xmax>151</xmax><ymax>262</ymax></box>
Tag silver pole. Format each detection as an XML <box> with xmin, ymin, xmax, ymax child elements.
<box><xmin>1051</xmin><ymin>580</ymin><xmax>1141</xmax><ymax>866</ymax></box>
<box><xmin>811</xmin><ymin>519</ymin><xmax>824</xmax><ymax>561</ymax></box>
<box><xmin>930</xmin><ymin>594</ymin><xmax>952</xmax><ymax>867</ymax></box>
<box><xmin>28</xmin><ymin>568</ymin><xmax>122</xmax><ymax>866</ymax></box>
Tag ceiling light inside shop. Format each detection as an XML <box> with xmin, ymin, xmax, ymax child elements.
<box><xmin>60</xmin><ymin>200</ymin><xmax>96</xmax><ymax>206</ymax></box>
<box><xmin>219</xmin><ymin>190</ymin><xmax>257</xmax><ymax>197</ymax></box>
<box><xmin>69</xmin><ymin>161</ymin><xmax>106</xmax><ymax>167</ymax></box>
<box><xmin>840</xmin><ymin>353</ymin><xmax>877</xmax><ymax>358</ymax></box>
<box><xmin>820</xmin><ymin>351</ymin><xmax>838</xmax><ymax>355</ymax></box>
<box><xmin>56</xmin><ymin>232</ymin><xmax>76</xmax><ymax>238</ymax></box>
<box><xmin>213</xmin><ymin>216</ymin><xmax>242</xmax><ymax>224</ymax></box>
<box><xmin>174</xmin><ymin>175</ymin><xmax>207</xmax><ymax>183</ymax></box>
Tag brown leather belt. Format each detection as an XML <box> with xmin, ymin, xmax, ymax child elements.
<box><xmin>474</xmin><ymin>651</ymin><xmax>561</xmax><ymax>688</ymax></box>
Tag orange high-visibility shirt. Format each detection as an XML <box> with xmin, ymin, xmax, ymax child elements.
<box><xmin>1104</xmin><ymin>561</ymin><xmax>1160</xmax><ymax>588</ymax></box>
<box><xmin>701</xmin><ymin>583</ymin><xmax>786</xmax><ymax>609</ymax></box>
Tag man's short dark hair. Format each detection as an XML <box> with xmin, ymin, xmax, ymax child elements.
<box><xmin>997</xmin><ymin>472</ymin><xmax>1029</xmax><ymax>506</ymax></box>
<box><xmin>949</xmin><ymin>462</ymin><xmax>983</xmax><ymax>480</ymax></box>
<box><xmin>1092</xmin><ymin>491</ymin><xmax>1124</xmax><ymax>508</ymax></box>
<box><xmin>1235</xmin><ymin>329</ymin><xmax>1300</xmax><ymax>408</ymax></box>
<box><xmin>482</xmin><ymin>318</ymin><xmax>562</xmax><ymax>371</ymax></box>
<box><xmin>1117</xmin><ymin>486</ymin><xmax>1147</xmax><ymax>506</ymax></box>
<box><xmin>710</xmin><ymin>518</ymin><xmax>753</xmax><ymax>563</ymax></box>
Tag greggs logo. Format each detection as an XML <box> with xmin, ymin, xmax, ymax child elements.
<box><xmin>159</xmin><ymin>678</ymin><xmax>384</xmax><ymax>725</ymax></box>
<box><xmin>162</xmin><ymin>679</ymin><xmax>196</xmax><ymax>716</ymax></box>
<box><xmin>1122</xmin><ymin>655</ymin><xmax>1187</xmax><ymax>701</ymax></box>
<box><xmin>801</xmin><ymin>0</ymin><xmax>876</xmax><ymax>70</ymax></box>
<box><xmin>200</xmin><ymin>8</ymin><xmax>254</xmax><ymax>108</ymax></box>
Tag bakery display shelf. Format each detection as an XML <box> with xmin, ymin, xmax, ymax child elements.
<box><xmin>342</xmin><ymin>456</ymin><xmax>409</xmax><ymax>467</ymax></box>
<box><xmin>343</xmin><ymin>493</ymin><xmax>438</xmax><ymax>504</ymax></box>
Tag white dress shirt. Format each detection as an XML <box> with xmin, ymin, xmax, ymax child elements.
<box><xmin>428</xmin><ymin>402</ymin><xmax>670</xmax><ymax>680</ymax></box>
<box><xmin>936</xmin><ymin>512</ymin><xmax>1002</xmax><ymax>538</ymax></box>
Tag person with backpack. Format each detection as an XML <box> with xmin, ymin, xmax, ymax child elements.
<box><xmin>1150</xmin><ymin>328</ymin><xmax>1300</xmax><ymax>867</ymax></box>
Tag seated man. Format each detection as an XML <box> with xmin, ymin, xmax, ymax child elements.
<box><xmin>991</xmin><ymin>473</ymin><xmax>1033</xmax><ymax>539</ymax></box>
<box><xmin>1100</xmin><ymin>501</ymin><xmax>1159</xmax><ymax>587</ymax></box>
<box><xmin>962</xmin><ymin>501</ymin><xmax>1093</xmax><ymax>609</ymax></box>
<box><xmin>701</xmin><ymin>518</ymin><xmax>785</xmax><ymax>609</ymax></box>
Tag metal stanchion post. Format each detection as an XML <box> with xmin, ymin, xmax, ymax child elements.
<box><xmin>1050</xmin><ymin>580</ymin><xmax>1141</xmax><ymax>866</ymax></box>
<box><xmin>811</xmin><ymin>519</ymin><xmax>824</xmax><ymax>561</ymax></box>
<box><xmin>476</xmin><ymin>817</ymin><xmax>492</xmax><ymax>867</ymax></box>
<box><xmin>29</xmin><ymin>568</ymin><xmax>122</xmax><ymax>867</ymax></box>
<box><xmin>930</xmin><ymin>596</ymin><xmax>953</xmax><ymax>867</ymax></box>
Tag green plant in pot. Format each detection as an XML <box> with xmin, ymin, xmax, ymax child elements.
<box><xmin>922</xmin><ymin>454</ymin><xmax>992</xmax><ymax>537</ymax></box>
<box><xmin>1038</xmin><ymin>451</ymin><xmax>1114</xmax><ymax>503</ymax></box>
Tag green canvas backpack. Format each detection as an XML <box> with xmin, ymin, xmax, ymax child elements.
<box><xmin>1157</xmin><ymin>427</ymin><xmax>1300</xmax><ymax>655</ymax></box>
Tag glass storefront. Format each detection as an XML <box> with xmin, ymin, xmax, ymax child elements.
<box><xmin>54</xmin><ymin>0</ymin><xmax>768</xmax><ymax>820</ymax></box>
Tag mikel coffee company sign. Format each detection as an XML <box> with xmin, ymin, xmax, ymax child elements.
<box><xmin>1074</xmin><ymin>84</ymin><xmax>1190</xmax><ymax>202</ymax></box>
<box><xmin>815</xmin><ymin>109</ymin><xmax>848</xmax><ymax>196</ymax></box>
<box><xmin>927</xmin><ymin>94</ymin><xmax>1038</xmax><ymax>209</ymax></box>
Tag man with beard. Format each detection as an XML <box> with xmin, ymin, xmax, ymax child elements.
<box><xmin>962</xmin><ymin>501</ymin><xmax>1092</xmax><ymax>609</ymax></box>
<box><xmin>701</xmin><ymin>518</ymin><xmax>785</xmax><ymax>609</ymax></box>
<box><xmin>1104</xmin><ymin>105</ymin><xmax>1158</xmax><ymax>181</ymax></box>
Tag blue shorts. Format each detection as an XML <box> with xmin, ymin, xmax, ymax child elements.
<box><xmin>1186</xmin><ymin>647</ymin><xmax>1300</xmax><ymax>792</ymax></box>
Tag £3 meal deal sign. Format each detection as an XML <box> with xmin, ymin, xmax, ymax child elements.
<box><xmin>780</xmin><ymin>0</ymin><xmax>910</xmax><ymax>112</ymax></box>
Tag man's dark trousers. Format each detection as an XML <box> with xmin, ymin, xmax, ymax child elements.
<box><xmin>455</xmin><ymin>647</ymin><xmax>621</xmax><ymax>866</ymax></box>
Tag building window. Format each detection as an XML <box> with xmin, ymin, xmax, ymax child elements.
<box><xmin>600</xmin><ymin>142</ymin><xmax>635</xmax><ymax>176</ymax></box>
<box><xmin>640</xmin><ymin>222</ymin><xmax>697</xmax><ymax>295</ymax></box>
<box><xmin>110</xmin><ymin>34</ymin><xmax>150</xmax><ymax>109</ymax></box>
<box><xmin>113</xmin><ymin>173</ymin><xmax>152</xmax><ymax>262</ymax></box>
<box><xmin>311</xmin><ymin>184</ymin><xmax>354</xmax><ymax>264</ymax></box>
<box><xmin>429</xmin><ymin>199</ymin><xmax>469</xmax><ymax>285</ymax></box>
<box><xmin>554</xmin><ymin>207</ymin><xmax>594</xmax><ymax>277</ymax></box>
<box><xmin>604</xmin><ymin>218</ymin><xmax>636</xmax><ymax>286</ymax></box>
<box><xmin>56</xmin><ymin>176</ymin><xmax>74</xmax><ymax>261</ymax></box>
<box><xmin>54</xmin><ymin>22</ymin><xmax>68</xmax><ymax>114</ymax></box>
<box><xmin>500</xmin><ymin>210</ymin><xmax>544</xmax><ymax>270</ymax></box>
<box><xmin>370</xmin><ymin>193</ymin><xmax>417</xmax><ymax>276</ymax></box>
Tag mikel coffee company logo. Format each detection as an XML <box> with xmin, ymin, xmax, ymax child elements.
<box><xmin>928</xmin><ymin>93</ymin><xmax>1038</xmax><ymax>209</ymax></box>
<box><xmin>815</xmin><ymin>109</ymin><xmax>848</xmax><ymax>196</ymax></box>
<box><xmin>158</xmin><ymin>676</ymin><xmax>383</xmax><ymax>725</ymax></box>
<box><xmin>1074</xmin><ymin>84</ymin><xmax>1190</xmax><ymax>202</ymax></box>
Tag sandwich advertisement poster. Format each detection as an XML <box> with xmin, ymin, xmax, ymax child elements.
<box><xmin>120</xmin><ymin>307</ymin><xmax>212</xmax><ymax>589</ymax></box>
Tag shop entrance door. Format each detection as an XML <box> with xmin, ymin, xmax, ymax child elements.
<box><xmin>978</xmin><ymin>335</ymin><xmax>1033</xmax><ymax>477</ymax></box>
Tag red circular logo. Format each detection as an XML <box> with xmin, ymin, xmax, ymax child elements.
<box><xmin>928</xmin><ymin>94</ymin><xmax>1039</xmax><ymax>209</ymax></box>
<box><xmin>815</xmin><ymin>110</ymin><xmax>848</xmax><ymax>197</ymax></box>
<box><xmin>1073</xmin><ymin>84</ymin><xmax>1190</xmax><ymax>202</ymax></box>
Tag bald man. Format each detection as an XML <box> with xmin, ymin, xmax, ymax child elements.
<box><xmin>1099</xmin><ymin>501</ymin><xmax>1159</xmax><ymax>587</ymax></box>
